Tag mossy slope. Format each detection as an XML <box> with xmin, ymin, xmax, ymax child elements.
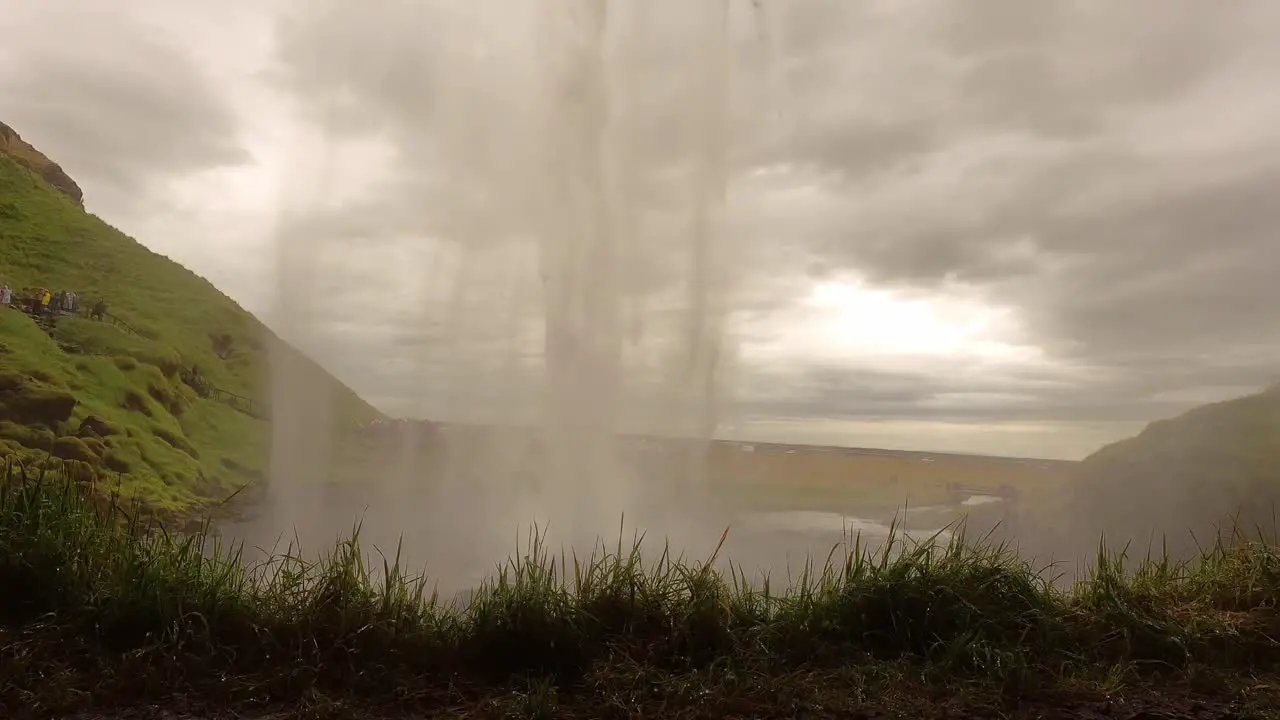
<box><xmin>0</xmin><ymin>133</ymin><xmax>381</xmax><ymax>508</ymax></box>
<box><xmin>1059</xmin><ymin>385</ymin><xmax>1280</xmax><ymax>555</ymax></box>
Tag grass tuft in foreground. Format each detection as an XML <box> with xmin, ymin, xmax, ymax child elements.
<box><xmin>3</xmin><ymin>457</ymin><xmax>1280</xmax><ymax>717</ymax></box>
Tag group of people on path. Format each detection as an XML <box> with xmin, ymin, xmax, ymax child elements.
<box><xmin>349</xmin><ymin>417</ymin><xmax>438</xmax><ymax>438</ymax></box>
<box><xmin>1</xmin><ymin>281</ymin><xmax>106</xmax><ymax>321</ymax></box>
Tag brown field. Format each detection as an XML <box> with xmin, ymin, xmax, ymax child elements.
<box><xmin>703</xmin><ymin>439</ymin><xmax>1078</xmax><ymax>514</ymax></box>
<box><xmin>339</xmin><ymin>423</ymin><xmax>1079</xmax><ymax>522</ymax></box>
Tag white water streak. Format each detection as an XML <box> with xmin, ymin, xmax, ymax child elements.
<box><xmin>265</xmin><ymin>0</ymin><xmax>774</xmax><ymax>594</ymax></box>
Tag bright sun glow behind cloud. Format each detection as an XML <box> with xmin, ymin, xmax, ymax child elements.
<box><xmin>742</xmin><ymin>277</ymin><xmax>1046</xmax><ymax>367</ymax></box>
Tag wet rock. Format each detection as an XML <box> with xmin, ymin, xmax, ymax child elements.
<box><xmin>77</xmin><ymin>414</ymin><xmax>122</xmax><ymax>439</ymax></box>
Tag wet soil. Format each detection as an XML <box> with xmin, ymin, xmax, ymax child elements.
<box><xmin>997</xmin><ymin>692</ymin><xmax>1254</xmax><ymax>720</ymax></box>
<box><xmin>46</xmin><ymin>689</ymin><xmax>1274</xmax><ymax>720</ymax></box>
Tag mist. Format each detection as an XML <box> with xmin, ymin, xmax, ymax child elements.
<box><xmin>202</xmin><ymin>0</ymin><xmax>1280</xmax><ymax>596</ymax></box>
<box><xmin>238</xmin><ymin>0</ymin><xmax>767</xmax><ymax>594</ymax></box>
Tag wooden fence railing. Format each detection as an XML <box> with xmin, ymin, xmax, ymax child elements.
<box><xmin>178</xmin><ymin>368</ymin><xmax>265</xmax><ymax>419</ymax></box>
<box><xmin>89</xmin><ymin>309</ymin><xmax>142</xmax><ymax>337</ymax></box>
<box><xmin>207</xmin><ymin>386</ymin><xmax>265</xmax><ymax>419</ymax></box>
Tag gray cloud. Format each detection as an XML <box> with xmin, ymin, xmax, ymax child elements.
<box><xmin>5</xmin><ymin>0</ymin><xmax>1279</xmax><ymax>458</ymax></box>
<box><xmin>0</xmin><ymin>2</ymin><xmax>249</xmax><ymax>211</ymax></box>
<box><xmin>743</xmin><ymin>361</ymin><xmax>1272</xmax><ymax>427</ymax></box>
<box><xmin>255</xmin><ymin>0</ymin><xmax>1280</xmax><ymax>456</ymax></box>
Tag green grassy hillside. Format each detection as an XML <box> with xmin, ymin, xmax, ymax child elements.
<box><xmin>1054</xmin><ymin>385</ymin><xmax>1280</xmax><ymax>556</ymax></box>
<box><xmin>0</xmin><ymin>130</ymin><xmax>382</xmax><ymax>509</ymax></box>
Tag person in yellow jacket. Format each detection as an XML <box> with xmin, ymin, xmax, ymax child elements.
<box><xmin>40</xmin><ymin>289</ymin><xmax>52</xmax><ymax>314</ymax></box>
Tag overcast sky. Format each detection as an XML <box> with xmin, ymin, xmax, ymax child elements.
<box><xmin>4</xmin><ymin>0</ymin><xmax>1280</xmax><ymax>460</ymax></box>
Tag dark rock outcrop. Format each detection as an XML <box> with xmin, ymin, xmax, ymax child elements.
<box><xmin>0</xmin><ymin>121</ymin><xmax>84</xmax><ymax>206</ymax></box>
<box><xmin>76</xmin><ymin>415</ymin><xmax>122</xmax><ymax>439</ymax></box>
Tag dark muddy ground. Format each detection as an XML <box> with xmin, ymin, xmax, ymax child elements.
<box><xmin>37</xmin><ymin>684</ymin><xmax>1280</xmax><ymax>720</ymax></box>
